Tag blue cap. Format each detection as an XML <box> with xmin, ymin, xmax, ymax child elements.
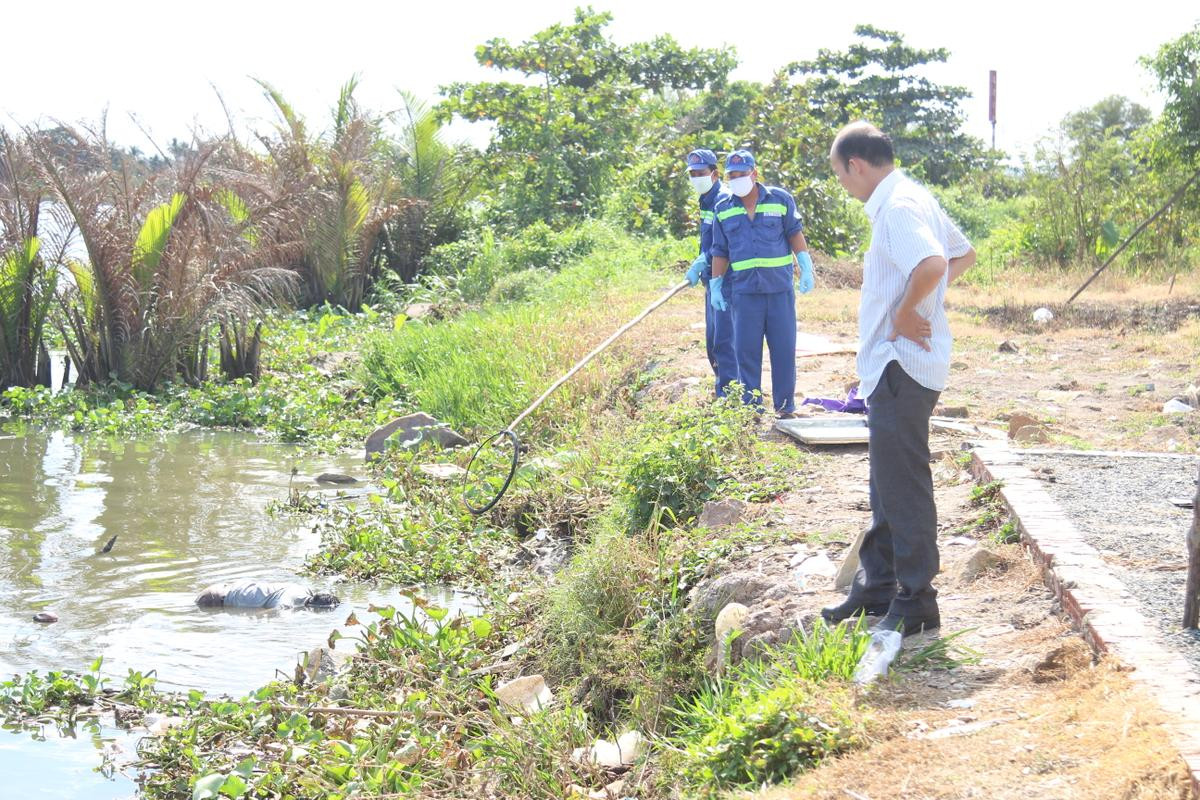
<box><xmin>724</xmin><ymin>149</ymin><xmax>756</xmax><ymax>174</ymax></box>
<box><xmin>683</xmin><ymin>148</ymin><xmax>717</xmax><ymax>173</ymax></box>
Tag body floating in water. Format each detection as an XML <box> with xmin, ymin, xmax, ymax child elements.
<box><xmin>195</xmin><ymin>582</ymin><xmax>340</xmax><ymax>609</ymax></box>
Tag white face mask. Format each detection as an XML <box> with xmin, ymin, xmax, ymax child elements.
<box><xmin>728</xmin><ymin>175</ymin><xmax>754</xmax><ymax>197</ymax></box>
<box><xmin>688</xmin><ymin>174</ymin><xmax>715</xmax><ymax>194</ymax></box>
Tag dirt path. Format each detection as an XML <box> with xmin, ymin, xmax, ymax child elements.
<box><xmin>634</xmin><ymin>276</ymin><xmax>1199</xmax><ymax>799</ymax></box>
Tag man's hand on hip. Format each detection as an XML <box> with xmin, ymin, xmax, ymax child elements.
<box><xmin>888</xmin><ymin>307</ymin><xmax>933</xmax><ymax>352</ymax></box>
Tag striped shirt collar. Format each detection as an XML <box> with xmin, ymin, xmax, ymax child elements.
<box><xmin>863</xmin><ymin>168</ymin><xmax>903</xmax><ymax>222</ymax></box>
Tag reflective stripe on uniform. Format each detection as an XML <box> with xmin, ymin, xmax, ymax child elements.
<box><xmin>700</xmin><ymin>210</ymin><xmax>715</xmax><ymax>223</ymax></box>
<box><xmin>730</xmin><ymin>254</ymin><xmax>794</xmax><ymax>271</ymax></box>
<box><xmin>717</xmin><ymin>202</ymin><xmax>788</xmax><ymax>221</ymax></box>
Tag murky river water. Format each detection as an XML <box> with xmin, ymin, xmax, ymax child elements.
<box><xmin>0</xmin><ymin>425</ymin><xmax>476</xmax><ymax>798</ymax></box>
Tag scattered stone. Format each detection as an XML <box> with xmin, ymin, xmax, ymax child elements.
<box><xmin>935</xmin><ymin>405</ymin><xmax>969</xmax><ymax>418</ymax></box>
<box><xmin>740</xmin><ymin>631</ymin><xmax>781</xmax><ymax>663</ymax></box>
<box><xmin>495</xmin><ymin>674</ymin><xmax>553</xmax><ymax>714</ymax></box>
<box><xmin>713</xmin><ymin>603</ymin><xmax>749</xmax><ymax>674</ymax></box>
<box><xmin>793</xmin><ymin>551</ymin><xmax>837</xmax><ymax>578</ymax></box>
<box><xmin>417</xmin><ymin>463</ymin><xmax>467</xmax><ymax>479</ymax></box>
<box><xmin>689</xmin><ymin>572</ymin><xmax>774</xmax><ymax>621</ymax></box>
<box><xmin>32</xmin><ymin>612</ymin><xmax>58</xmax><ymax>624</ymax></box>
<box><xmin>1032</xmin><ymin>465</ymin><xmax>1056</xmax><ymax>482</ymax></box>
<box><xmin>662</xmin><ymin>377</ymin><xmax>702</xmax><ymax>403</ymax></box>
<box><xmin>1014</xmin><ymin>425</ymin><xmax>1050</xmax><ymax>445</ymax></box>
<box><xmin>998</xmin><ymin>340</ymin><xmax>1020</xmax><ymax>354</ymax></box>
<box><xmin>1007</xmin><ymin>413</ymin><xmax>1041</xmax><ymax>439</ymax></box>
<box><xmin>945</xmin><ymin>536</ymin><xmax>976</xmax><ymax>547</ymax></box>
<box><xmin>404</xmin><ymin>303</ymin><xmax>434</xmax><ymax>320</ymax></box>
<box><xmin>951</xmin><ymin>361</ymin><xmax>969</xmax><ymax>370</ymax></box>
<box><xmin>571</xmin><ymin>730</ymin><xmax>644</xmax><ymax>768</ymax></box>
<box><xmin>295</xmin><ymin>646</ymin><xmax>352</xmax><ymax>686</ymax></box>
<box><xmin>698</xmin><ymin>498</ymin><xmax>747</xmax><ymax>529</ymax></box>
<box><xmin>365</xmin><ymin>412</ymin><xmax>469</xmax><ymax>460</ymax></box>
<box><xmin>315</xmin><ymin>473</ymin><xmax>359</xmax><ymax>484</ymax></box>
<box><xmin>945</xmin><ymin>698</ymin><xmax>977</xmax><ymax>709</ymax></box>
<box><xmin>1052</xmin><ymin>379</ymin><xmax>1081</xmax><ymax>391</ymax></box>
<box><xmin>393</xmin><ymin>742</ymin><xmax>421</xmax><ymax>766</ymax></box>
<box><xmin>960</xmin><ymin>548</ymin><xmax>1006</xmax><ymax>581</ymax></box>
<box><xmin>1010</xmin><ymin>607</ymin><xmax>1048</xmax><ymax>630</ymax></box>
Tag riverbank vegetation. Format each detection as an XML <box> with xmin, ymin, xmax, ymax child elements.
<box><xmin>1</xmin><ymin>8</ymin><xmax>1199</xmax><ymax>800</ymax></box>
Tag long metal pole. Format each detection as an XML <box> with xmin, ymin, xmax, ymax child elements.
<box><xmin>1066</xmin><ymin>166</ymin><xmax>1200</xmax><ymax>305</ymax></box>
<box><xmin>506</xmin><ymin>279</ymin><xmax>690</xmax><ymax>432</ymax></box>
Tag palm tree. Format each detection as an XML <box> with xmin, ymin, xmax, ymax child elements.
<box><xmin>29</xmin><ymin>122</ymin><xmax>297</xmax><ymax>390</ymax></box>
<box><xmin>254</xmin><ymin>77</ymin><xmax>413</xmax><ymax>310</ymax></box>
<box><xmin>374</xmin><ymin>90</ymin><xmax>477</xmax><ymax>282</ymax></box>
<box><xmin>0</xmin><ymin>131</ymin><xmax>63</xmax><ymax>389</ymax></box>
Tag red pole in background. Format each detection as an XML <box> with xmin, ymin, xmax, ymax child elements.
<box><xmin>989</xmin><ymin>70</ymin><xmax>997</xmax><ymax>149</ymax></box>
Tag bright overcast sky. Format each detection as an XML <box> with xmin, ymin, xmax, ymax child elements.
<box><xmin>5</xmin><ymin>1</ymin><xmax>1198</xmax><ymax>161</ymax></box>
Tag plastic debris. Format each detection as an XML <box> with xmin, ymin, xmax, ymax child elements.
<box><xmin>1033</xmin><ymin>307</ymin><xmax>1054</xmax><ymax>324</ymax></box>
<box><xmin>495</xmin><ymin>674</ymin><xmax>553</xmax><ymax>713</ymax></box>
<box><xmin>1163</xmin><ymin>398</ymin><xmax>1195</xmax><ymax>414</ymax></box>
<box><xmin>853</xmin><ymin>630</ymin><xmax>903</xmax><ymax>685</ymax></box>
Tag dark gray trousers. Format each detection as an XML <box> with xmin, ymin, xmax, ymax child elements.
<box><xmin>852</xmin><ymin>360</ymin><xmax>942</xmax><ymax>617</ymax></box>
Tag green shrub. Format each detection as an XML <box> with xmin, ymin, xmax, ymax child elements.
<box><xmin>545</xmin><ymin>523</ymin><xmax>658</xmax><ymax>635</ymax></box>
<box><xmin>488</xmin><ymin>268</ymin><xmax>550</xmax><ymax>304</ymax></box>
<box><xmin>501</xmin><ymin>220</ymin><xmax>598</xmax><ymax>272</ymax></box>
<box><xmin>621</xmin><ymin>394</ymin><xmax>764</xmax><ymax>531</ymax></box>
<box><xmin>670</xmin><ymin>625</ymin><xmax>870</xmax><ymax>793</ymax></box>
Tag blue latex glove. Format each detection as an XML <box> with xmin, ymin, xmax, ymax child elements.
<box><xmin>709</xmin><ymin>274</ymin><xmax>728</xmax><ymax>311</ymax></box>
<box><xmin>686</xmin><ymin>253</ymin><xmax>707</xmax><ymax>287</ymax></box>
<box><xmin>795</xmin><ymin>251</ymin><xmax>815</xmax><ymax>294</ymax></box>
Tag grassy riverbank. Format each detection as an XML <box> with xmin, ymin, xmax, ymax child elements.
<box><xmin>4</xmin><ymin>243</ymin><xmax>1197</xmax><ymax>798</ymax></box>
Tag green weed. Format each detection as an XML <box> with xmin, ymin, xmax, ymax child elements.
<box><xmin>668</xmin><ymin>621</ymin><xmax>870</xmax><ymax>793</ymax></box>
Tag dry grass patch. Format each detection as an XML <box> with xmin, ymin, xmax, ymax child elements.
<box><xmin>744</xmin><ymin>659</ymin><xmax>1192</xmax><ymax>800</ymax></box>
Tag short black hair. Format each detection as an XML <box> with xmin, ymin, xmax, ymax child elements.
<box><xmin>833</xmin><ymin>124</ymin><xmax>895</xmax><ymax>170</ymax></box>
<box><xmin>307</xmin><ymin>592</ymin><xmax>340</xmax><ymax>608</ymax></box>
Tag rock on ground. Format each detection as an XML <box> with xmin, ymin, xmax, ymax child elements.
<box><xmin>365</xmin><ymin>412</ymin><xmax>469</xmax><ymax>460</ymax></box>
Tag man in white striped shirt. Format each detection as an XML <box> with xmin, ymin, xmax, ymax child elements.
<box><xmin>821</xmin><ymin>122</ymin><xmax>976</xmax><ymax>636</ymax></box>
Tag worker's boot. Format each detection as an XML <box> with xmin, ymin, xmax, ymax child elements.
<box><xmin>820</xmin><ymin>596</ymin><xmax>891</xmax><ymax>624</ymax></box>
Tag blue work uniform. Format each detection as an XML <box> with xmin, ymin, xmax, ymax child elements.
<box><xmin>710</xmin><ymin>183</ymin><xmax>803</xmax><ymax>413</ymax></box>
<box><xmin>698</xmin><ymin>181</ymin><xmax>737</xmax><ymax>397</ymax></box>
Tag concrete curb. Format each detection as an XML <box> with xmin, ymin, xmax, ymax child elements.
<box><xmin>970</xmin><ymin>443</ymin><xmax>1200</xmax><ymax>796</ymax></box>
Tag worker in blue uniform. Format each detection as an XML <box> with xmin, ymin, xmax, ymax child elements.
<box><xmin>708</xmin><ymin>149</ymin><xmax>815</xmax><ymax>416</ymax></box>
<box><xmin>683</xmin><ymin>148</ymin><xmax>737</xmax><ymax>397</ymax></box>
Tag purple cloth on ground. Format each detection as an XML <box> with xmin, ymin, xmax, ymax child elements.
<box><xmin>801</xmin><ymin>386</ymin><xmax>867</xmax><ymax>414</ymax></box>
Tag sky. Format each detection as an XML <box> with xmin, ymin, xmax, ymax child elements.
<box><xmin>4</xmin><ymin>1</ymin><xmax>1198</xmax><ymax>161</ymax></box>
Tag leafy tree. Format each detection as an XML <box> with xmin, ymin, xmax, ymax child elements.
<box><xmin>789</xmin><ymin>25</ymin><xmax>988</xmax><ymax>185</ymax></box>
<box><xmin>1021</xmin><ymin>96</ymin><xmax>1167</xmax><ymax>266</ymax></box>
<box><xmin>734</xmin><ymin>74</ymin><xmax>870</xmax><ymax>255</ymax></box>
<box><xmin>1143</xmin><ymin>23</ymin><xmax>1200</xmax><ymax>162</ymax></box>
<box><xmin>375</xmin><ymin>91</ymin><xmax>478</xmax><ymax>282</ymax></box>
<box><xmin>440</xmin><ymin>7</ymin><xmax>735</xmax><ymax>229</ymax></box>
